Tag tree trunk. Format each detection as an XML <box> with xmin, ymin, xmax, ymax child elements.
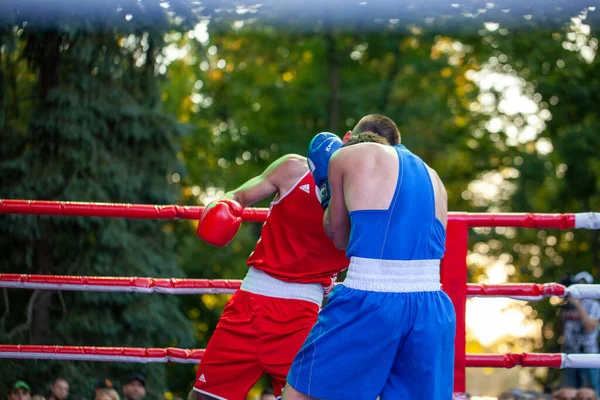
<box><xmin>380</xmin><ymin>39</ymin><xmax>402</xmax><ymax>112</ymax></box>
<box><xmin>0</xmin><ymin>37</ymin><xmax>5</xmax><ymax>129</ymax></box>
<box><xmin>144</xmin><ymin>33</ymin><xmax>159</xmax><ymax>108</ymax></box>
<box><xmin>326</xmin><ymin>30</ymin><xmax>340</xmax><ymax>133</ymax></box>
<box><xmin>39</xmin><ymin>31</ymin><xmax>61</xmax><ymax>102</ymax></box>
<box><xmin>29</xmin><ymin>31</ymin><xmax>61</xmax><ymax>344</ymax></box>
<box><xmin>30</xmin><ymin>231</ymin><xmax>53</xmax><ymax>344</ymax></box>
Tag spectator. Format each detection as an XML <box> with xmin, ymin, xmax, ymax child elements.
<box><xmin>94</xmin><ymin>389</ymin><xmax>119</xmax><ymax>400</ymax></box>
<box><xmin>531</xmin><ymin>393</ymin><xmax>550</xmax><ymax>400</ymax></box>
<box><xmin>94</xmin><ymin>380</ymin><xmax>113</xmax><ymax>398</ymax></box>
<box><xmin>498</xmin><ymin>392</ymin><xmax>517</xmax><ymax>400</ymax></box>
<box><xmin>8</xmin><ymin>381</ymin><xmax>31</xmax><ymax>400</ymax></box>
<box><xmin>48</xmin><ymin>379</ymin><xmax>69</xmax><ymax>400</ymax></box>
<box><xmin>577</xmin><ymin>387</ymin><xmax>598</xmax><ymax>400</ymax></box>
<box><xmin>559</xmin><ymin>271</ymin><xmax>600</xmax><ymax>392</ymax></box>
<box><xmin>121</xmin><ymin>374</ymin><xmax>145</xmax><ymax>400</ymax></box>
<box><xmin>552</xmin><ymin>386</ymin><xmax>578</xmax><ymax>400</ymax></box>
<box><xmin>520</xmin><ymin>394</ymin><xmax>545</xmax><ymax>400</ymax></box>
<box><xmin>31</xmin><ymin>396</ymin><xmax>46</xmax><ymax>400</ymax></box>
<box><xmin>259</xmin><ymin>388</ymin><xmax>276</xmax><ymax>400</ymax></box>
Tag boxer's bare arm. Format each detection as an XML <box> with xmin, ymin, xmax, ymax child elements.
<box><xmin>425</xmin><ymin>166</ymin><xmax>448</xmax><ymax>228</ymax></box>
<box><xmin>221</xmin><ymin>154</ymin><xmax>308</xmax><ymax>207</ymax></box>
<box><xmin>324</xmin><ymin>149</ymin><xmax>351</xmax><ymax>250</ymax></box>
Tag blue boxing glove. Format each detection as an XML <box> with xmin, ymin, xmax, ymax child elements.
<box><xmin>307</xmin><ymin>132</ymin><xmax>343</xmax><ymax>209</ymax></box>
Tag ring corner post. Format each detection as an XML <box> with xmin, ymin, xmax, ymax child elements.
<box><xmin>442</xmin><ymin>213</ymin><xmax>469</xmax><ymax>394</ymax></box>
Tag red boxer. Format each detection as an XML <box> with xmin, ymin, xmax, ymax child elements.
<box><xmin>193</xmin><ymin>153</ymin><xmax>349</xmax><ymax>400</ymax></box>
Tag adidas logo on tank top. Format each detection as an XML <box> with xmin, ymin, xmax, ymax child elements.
<box><xmin>299</xmin><ymin>184</ymin><xmax>310</xmax><ymax>194</ymax></box>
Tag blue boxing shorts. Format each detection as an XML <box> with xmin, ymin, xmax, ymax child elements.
<box><xmin>286</xmin><ymin>258</ymin><xmax>456</xmax><ymax>400</ymax></box>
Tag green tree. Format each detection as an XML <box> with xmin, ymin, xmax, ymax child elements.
<box><xmin>162</xmin><ymin>14</ymin><xmax>599</xmax><ymax>392</ymax></box>
<box><xmin>0</xmin><ymin>1</ymin><xmax>196</xmax><ymax>397</ymax></box>
<box><xmin>455</xmin><ymin>12</ymin><xmax>600</xmax><ymax>390</ymax></box>
<box><xmin>160</xmin><ymin>19</ymin><xmax>489</xmax><ymax>392</ymax></box>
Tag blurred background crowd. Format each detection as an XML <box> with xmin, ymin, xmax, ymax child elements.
<box><xmin>6</xmin><ymin>376</ymin><xmax>276</xmax><ymax>400</ymax></box>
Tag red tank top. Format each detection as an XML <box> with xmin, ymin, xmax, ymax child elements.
<box><xmin>246</xmin><ymin>172</ymin><xmax>349</xmax><ymax>287</ymax></box>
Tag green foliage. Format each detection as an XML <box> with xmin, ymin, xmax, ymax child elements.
<box><xmin>473</xmin><ymin>22</ymin><xmax>600</xmax><ymax>390</ymax></box>
<box><xmin>162</xmin><ymin>16</ymin><xmax>599</xmax><ymax>393</ymax></box>
<box><xmin>0</xmin><ymin>2</ymin><xmax>195</xmax><ymax>398</ymax></box>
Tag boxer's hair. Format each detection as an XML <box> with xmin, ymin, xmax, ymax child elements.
<box><xmin>352</xmin><ymin>114</ymin><xmax>400</xmax><ymax>145</ymax></box>
<box><xmin>344</xmin><ymin>131</ymin><xmax>389</xmax><ymax>147</ymax></box>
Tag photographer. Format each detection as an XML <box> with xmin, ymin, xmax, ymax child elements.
<box><xmin>559</xmin><ymin>272</ymin><xmax>600</xmax><ymax>392</ymax></box>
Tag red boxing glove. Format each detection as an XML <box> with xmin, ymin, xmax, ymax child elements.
<box><xmin>196</xmin><ymin>199</ymin><xmax>243</xmax><ymax>247</ymax></box>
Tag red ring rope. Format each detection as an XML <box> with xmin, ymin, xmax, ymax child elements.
<box><xmin>0</xmin><ymin>200</ymin><xmax>268</xmax><ymax>222</ymax></box>
<box><xmin>0</xmin><ymin>199</ymin><xmax>584</xmax><ymax>228</ymax></box>
<box><xmin>0</xmin><ymin>274</ymin><xmax>241</xmax><ymax>293</ymax></box>
<box><xmin>3</xmin><ymin>200</ymin><xmax>599</xmax><ymax>393</ymax></box>
<box><xmin>0</xmin><ymin>274</ymin><xmax>573</xmax><ymax>299</ymax></box>
<box><xmin>0</xmin><ymin>345</ymin><xmax>567</xmax><ymax>368</ymax></box>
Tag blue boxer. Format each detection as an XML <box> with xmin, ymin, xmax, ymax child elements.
<box><xmin>287</xmin><ymin>143</ymin><xmax>456</xmax><ymax>399</ymax></box>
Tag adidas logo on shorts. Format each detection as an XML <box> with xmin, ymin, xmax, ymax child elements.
<box><xmin>199</xmin><ymin>374</ymin><xmax>206</xmax><ymax>383</ymax></box>
<box><xmin>299</xmin><ymin>184</ymin><xmax>310</xmax><ymax>194</ymax></box>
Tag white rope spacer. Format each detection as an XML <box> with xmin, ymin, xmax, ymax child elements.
<box><xmin>565</xmin><ymin>284</ymin><xmax>600</xmax><ymax>299</ymax></box>
<box><xmin>561</xmin><ymin>353</ymin><xmax>600</xmax><ymax>369</ymax></box>
<box><xmin>575</xmin><ymin>212</ymin><xmax>600</xmax><ymax>230</ymax></box>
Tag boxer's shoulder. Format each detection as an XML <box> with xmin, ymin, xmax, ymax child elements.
<box><xmin>279</xmin><ymin>153</ymin><xmax>307</xmax><ymax>164</ymax></box>
<box><xmin>266</xmin><ymin>154</ymin><xmax>310</xmax><ymax>192</ymax></box>
<box><xmin>338</xmin><ymin>142</ymin><xmax>390</xmax><ymax>157</ymax></box>
<box><xmin>274</xmin><ymin>153</ymin><xmax>307</xmax><ymax>167</ymax></box>
<box><xmin>331</xmin><ymin>143</ymin><xmax>394</xmax><ymax>170</ymax></box>
<box><xmin>269</xmin><ymin>154</ymin><xmax>308</xmax><ymax>176</ymax></box>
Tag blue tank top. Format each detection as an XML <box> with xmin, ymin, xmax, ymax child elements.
<box><xmin>345</xmin><ymin>144</ymin><xmax>446</xmax><ymax>260</ymax></box>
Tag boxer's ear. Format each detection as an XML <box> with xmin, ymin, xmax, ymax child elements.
<box><xmin>342</xmin><ymin>131</ymin><xmax>352</xmax><ymax>144</ymax></box>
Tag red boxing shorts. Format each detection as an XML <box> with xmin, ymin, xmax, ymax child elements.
<box><xmin>193</xmin><ymin>289</ymin><xmax>319</xmax><ymax>400</ymax></box>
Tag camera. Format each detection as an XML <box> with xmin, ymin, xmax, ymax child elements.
<box><xmin>558</xmin><ymin>274</ymin><xmax>576</xmax><ymax>309</ymax></box>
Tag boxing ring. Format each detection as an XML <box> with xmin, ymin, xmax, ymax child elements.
<box><xmin>1</xmin><ymin>199</ymin><xmax>600</xmax><ymax>395</ymax></box>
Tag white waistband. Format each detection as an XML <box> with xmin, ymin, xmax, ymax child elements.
<box><xmin>342</xmin><ymin>257</ymin><xmax>441</xmax><ymax>293</ymax></box>
<box><xmin>240</xmin><ymin>267</ymin><xmax>324</xmax><ymax>306</ymax></box>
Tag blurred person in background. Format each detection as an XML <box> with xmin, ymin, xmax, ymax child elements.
<box><xmin>8</xmin><ymin>381</ymin><xmax>31</xmax><ymax>400</ymax></box>
<box><xmin>48</xmin><ymin>379</ymin><xmax>69</xmax><ymax>400</ymax></box>
<box><xmin>520</xmin><ymin>390</ymin><xmax>550</xmax><ymax>400</ymax></box>
<box><xmin>94</xmin><ymin>389</ymin><xmax>119</xmax><ymax>400</ymax></box>
<box><xmin>94</xmin><ymin>380</ymin><xmax>114</xmax><ymax>398</ymax></box>
<box><xmin>522</xmin><ymin>394</ymin><xmax>545</xmax><ymax>400</ymax></box>
<box><xmin>552</xmin><ymin>386</ymin><xmax>578</xmax><ymax>400</ymax></box>
<box><xmin>31</xmin><ymin>396</ymin><xmax>46</xmax><ymax>400</ymax></box>
<box><xmin>577</xmin><ymin>387</ymin><xmax>598</xmax><ymax>400</ymax></box>
<box><xmin>121</xmin><ymin>374</ymin><xmax>146</xmax><ymax>400</ymax></box>
<box><xmin>531</xmin><ymin>392</ymin><xmax>550</xmax><ymax>400</ymax></box>
<box><xmin>559</xmin><ymin>271</ymin><xmax>600</xmax><ymax>392</ymax></box>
